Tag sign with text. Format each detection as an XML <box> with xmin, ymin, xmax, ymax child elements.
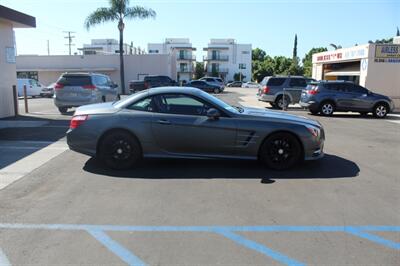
<box><xmin>375</xmin><ymin>45</ymin><xmax>400</xmax><ymax>58</ymax></box>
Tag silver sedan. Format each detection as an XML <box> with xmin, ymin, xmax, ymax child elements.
<box><xmin>67</xmin><ymin>87</ymin><xmax>325</xmax><ymax>170</ymax></box>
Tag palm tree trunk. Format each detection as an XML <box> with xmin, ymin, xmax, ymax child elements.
<box><xmin>119</xmin><ymin>28</ymin><xmax>126</xmax><ymax>95</ymax></box>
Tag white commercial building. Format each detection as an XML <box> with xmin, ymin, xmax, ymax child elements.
<box><xmin>16</xmin><ymin>54</ymin><xmax>176</xmax><ymax>91</ymax></box>
<box><xmin>312</xmin><ymin>42</ymin><xmax>400</xmax><ymax>106</ymax></box>
<box><xmin>0</xmin><ymin>5</ymin><xmax>35</xmax><ymax>118</ymax></box>
<box><xmin>78</xmin><ymin>39</ymin><xmax>140</xmax><ymax>55</ymax></box>
<box><xmin>203</xmin><ymin>39</ymin><xmax>252</xmax><ymax>82</ymax></box>
<box><xmin>148</xmin><ymin>38</ymin><xmax>196</xmax><ymax>82</ymax></box>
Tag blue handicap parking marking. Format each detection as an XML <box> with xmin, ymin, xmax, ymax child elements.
<box><xmin>0</xmin><ymin>224</ymin><xmax>399</xmax><ymax>266</ymax></box>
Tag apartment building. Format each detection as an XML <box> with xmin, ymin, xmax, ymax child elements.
<box><xmin>203</xmin><ymin>39</ymin><xmax>252</xmax><ymax>82</ymax></box>
<box><xmin>78</xmin><ymin>39</ymin><xmax>144</xmax><ymax>55</ymax></box>
<box><xmin>148</xmin><ymin>38</ymin><xmax>196</xmax><ymax>82</ymax></box>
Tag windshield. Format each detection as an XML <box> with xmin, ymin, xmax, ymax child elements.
<box><xmin>113</xmin><ymin>90</ymin><xmax>148</xmax><ymax>108</ymax></box>
<box><xmin>198</xmin><ymin>90</ymin><xmax>240</xmax><ymax>113</ymax></box>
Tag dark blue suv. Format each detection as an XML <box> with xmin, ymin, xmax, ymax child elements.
<box><xmin>299</xmin><ymin>81</ymin><xmax>394</xmax><ymax>118</ymax></box>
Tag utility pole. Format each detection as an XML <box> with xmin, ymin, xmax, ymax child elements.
<box><xmin>63</xmin><ymin>31</ymin><xmax>75</xmax><ymax>55</ymax></box>
<box><xmin>47</xmin><ymin>40</ymin><xmax>50</xmax><ymax>55</ymax></box>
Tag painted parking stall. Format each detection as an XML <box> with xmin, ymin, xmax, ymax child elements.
<box><xmin>0</xmin><ymin>224</ymin><xmax>399</xmax><ymax>266</ymax></box>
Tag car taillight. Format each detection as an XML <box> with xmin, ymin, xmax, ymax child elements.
<box><xmin>308</xmin><ymin>86</ymin><xmax>319</xmax><ymax>95</ymax></box>
<box><xmin>54</xmin><ymin>83</ymin><xmax>64</xmax><ymax>90</ymax></box>
<box><xmin>263</xmin><ymin>86</ymin><xmax>270</xmax><ymax>94</ymax></box>
<box><xmin>83</xmin><ymin>85</ymin><xmax>96</xmax><ymax>90</ymax></box>
<box><xmin>70</xmin><ymin>115</ymin><xmax>88</xmax><ymax>129</ymax></box>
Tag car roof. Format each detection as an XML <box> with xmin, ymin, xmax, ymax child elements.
<box><xmin>148</xmin><ymin>86</ymin><xmax>204</xmax><ymax>96</ymax></box>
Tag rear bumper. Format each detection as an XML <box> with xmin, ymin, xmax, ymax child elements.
<box><xmin>300</xmin><ymin>101</ymin><xmax>319</xmax><ymax>111</ymax></box>
<box><xmin>257</xmin><ymin>94</ymin><xmax>275</xmax><ymax>102</ymax></box>
<box><xmin>66</xmin><ymin>129</ymin><xmax>97</xmax><ymax>156</ymax></box>
<box><xmin>54</xmin><ymin>97</ymin><xmax>99</xmax><ymax>108</ymax></box>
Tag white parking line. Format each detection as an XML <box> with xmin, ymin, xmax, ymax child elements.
<box><xmin>0</xmin><ymin>140</ymin><xmax>68</xmax><ymax>190</ymax></box>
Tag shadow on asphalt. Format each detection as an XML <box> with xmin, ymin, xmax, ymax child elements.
<box><xmin>83</xmin><ymin>154</ymin><xmax>359</xmax><ymax>183</ymax></box>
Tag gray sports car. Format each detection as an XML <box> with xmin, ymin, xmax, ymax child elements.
<box><xmin>67</xmin><ymin>87</ymin><xmax>325</xmax><ymax>170</ymax></box>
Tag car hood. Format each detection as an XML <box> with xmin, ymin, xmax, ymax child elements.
<box><xmin>74</xmin><ymin>102</ymin><xmax>119</xmax><ymax>116</ymax></box>
<box><xmin>240</xmin><ymin>107</ymin><xmax>321</xmax><ymax>127</ymax></box>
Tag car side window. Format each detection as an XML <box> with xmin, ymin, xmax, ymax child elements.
<box><xmin>351</xmin><ymin>85</ymin><xmax>368</xmax><ymax>94</ymax></box>
<box><xmin>126</xmin><ymin>97</ymin><xmax>154</xmax><ymax>112</ymax></box>
<box><xmin>153</xmin><ymin>94</ymin><xmax>210</xmax><ymax>116</ymax></box>
<box><xmin>289</xmin><ymin>78</ymin><xmax>306</xmax><ymax>87</ymax></box>
<box><xmin>267</xmin><ymin>78</ymin><xmax>286</xmax><ymax>86</ymax></box>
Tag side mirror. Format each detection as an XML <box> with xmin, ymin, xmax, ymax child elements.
<box><xmin>207</xmin><ymin>108</ymin><xmax>220</xmax><ymax>120</ymax></box>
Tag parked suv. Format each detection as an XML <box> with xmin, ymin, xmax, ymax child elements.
<box><xmin>144</xmin><ymin>75</ymin><xmax>176</xmax><ymax>89</ymax></box>
<box><xmin>257</xmin><ymin>76</ymin><xmax>308</xmax><ymax>109</ymax></box>
<box><xmin>54</xmin><ymin>73</ymin><xmax>119</xmax><ymax>113</ymax></box>
<box><xmin>299</xmin><ymin>81</ymin><xmax>394</xmax><ymax>118</ymax></box>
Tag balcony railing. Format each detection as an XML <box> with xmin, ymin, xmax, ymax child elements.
<box><xmin>203</xmin><ymin>55</ymin><xmax>229</xmax><ymax>61</ymax></box>
<box><xmin>176</xmin><ymin>54</ymin><xmax>196</xmax><ymax>60</ymax></box>
<box><xmin>178</xmin><ymin>66</ymin><xmax>194</xmax><ymax>73</ymax></box>
<box><xmin>206</xmin><ymin>67</ymin><xmax>229</xmax><ymax>73</ymax></box>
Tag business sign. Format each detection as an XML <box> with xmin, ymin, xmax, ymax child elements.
<box><xmin>316</xmin><ymin>52</ymin><xmax>342</xmax><ymax>62</ymax></box>
<box><xmin>314</xmin><ymin>45</ymin><xmax>369</xmax><ymax>63</ymax></box>
<box><xmin>375</xmin><ymin>45</ymin><xmax>400</xmax><ymax>58</ymax></box>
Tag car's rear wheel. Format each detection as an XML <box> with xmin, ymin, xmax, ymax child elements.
<box><xmin>319</xmin><ymin>101</ymin><xmax>335</xmax><ymax>116</ymax></box>
<box><xmin>98</xmin><ymin>131</ymin><xmax>142</xmax><ymax>170</ymax></box>
<box><xmin>259</xmin><ymin>132</ymin><xmax>302</xmax><ymax>170</ymax></box>
<box><xmin>58</xmin><ymin>107</ymin><xmax>68</xmax><ymax>114</ymax></box>
<box><xmin>275</xmin><ymin>95</ymin><xmax>290</xmax><ymax>109</ymax></box>
<box><xmin>270</xmin><ymin>102</ymin><xmax>277</xmax><ymax>109</ymax></box>
<box><xmin>213</xmin><ymin>88</ymin><xmax>220</xmax><ymax>94</ymax></box>
<box><xmin>373</xmin><ymin>103</ymin><xmax>388</xmax><ymax>118</ymax></box>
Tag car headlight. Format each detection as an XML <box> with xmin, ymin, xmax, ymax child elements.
<box><xmin>305</xmin><ymin>125</ymin><xmax>320</xmax><ymax>138</ymax></box>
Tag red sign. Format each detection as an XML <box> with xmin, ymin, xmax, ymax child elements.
<box><xmin>316</xmin><ymin>52</ymin><xmax>343</xmax><ymax>62</ymax></box>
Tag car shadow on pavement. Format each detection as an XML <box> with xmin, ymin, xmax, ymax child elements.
<box><xmin>83</xmin><ymin>154</ymin><xmax>359</xmax><ymax>182</ymax></box>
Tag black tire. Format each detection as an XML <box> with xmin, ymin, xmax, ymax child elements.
<box><xmin>102</xmin><ymin>96</ymin><xmax>106</xmax><ymax>102</ymax></box>
<box><xmin>259</xmin><ymin>132</ymin><xmax>302</xmax><ymax>170</ymax></box>
<box><xmin>116</xmin><ymin>94</ymin><xmax>121</xmax><ymax>101</ymax></box>
<box><xmin>275</xmin><ymin>95</ymin><xmax>290</xmax><ymax>110</ymax></box>
<box><xmin>373</xmin><ymin>103</ymin><xmax>389</xmax><ymax>118</ymax></box>
<box><xmin>98</xmin><ymin>131</ymin><xmax>142</xmax><ymax>170</ymax></box>
<box><xmin>319</xmin><ymin>101</ymin><xmax>335</xmax><ymax>116</ymax></box>
<box><xmin>270</xmin><ymin>102</ymin><xmax>277</xmax><ymax>109</ymax></box>
<box><xmin>58</xmin><ymin>107</ymin><xmax>68</xmax><ymax>114</ymax></box>
<box><xmin>213</xmin><ymin>88</ymin><xmax>220</xmax><ymax>94</ymax></box>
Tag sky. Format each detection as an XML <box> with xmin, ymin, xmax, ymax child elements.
<box><xmin>1</xmin><ymin>0</ymin><xmax>399</xmax><ymax>59</ymax></box>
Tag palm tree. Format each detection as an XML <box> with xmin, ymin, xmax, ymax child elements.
<box><xmin>329</xmin><ymin>43</ymin><xmax>342</xmax><ymax>50</ymax></box>
<box><xmin>85</xmin><ymin>0</ymin><xmax>156</xmax><ymax>94</ymax></box>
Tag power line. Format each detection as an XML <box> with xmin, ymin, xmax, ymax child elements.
<box><xmin>63</xmin><ymin>31</ymin><xmax>76</xmax><ymax>55</ymax></box>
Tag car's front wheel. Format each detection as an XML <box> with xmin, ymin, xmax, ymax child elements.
<box><xmin>213</xmin><ymin>88</ymin><xmax>220</xmax><ymax>94</ymax></box>
<box><xmin>373</xmin><ymin>103</ymin><xmax>389</xmax><ymax>118</ymax></box>
<box><xmin>259</xmin><ymin>132</ymin><xmax>302</xmax><ymax>170</ymax></box>
<box><xmin>98</xmin><ymin>130</ymin><xmax>142</xmax><ymax>170</ymax></box>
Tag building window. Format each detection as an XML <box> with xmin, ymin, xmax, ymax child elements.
<box><xmin>239</xmin><ymin>63</ymin><xmax>246</xmax><ymax>69</ymax></box>
<box><xmin>17</xmin><ymin>71</ymin><xmax>38</xmax><ymax>80</ymax></box>
<box><xmin>242</xmin><ymin>51</ymin><xmax>250</xmax><ymax>54</ymax></box>
<box><xmin>149</xmin><ymin>49</ymin><xmax>159</xmax><ymax>53</ymax></box>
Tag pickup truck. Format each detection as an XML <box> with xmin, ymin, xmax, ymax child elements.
<box><xmin>129</xmin><ymin>75</ymin><xmax>177</xmax><ymax>94</ymax></box>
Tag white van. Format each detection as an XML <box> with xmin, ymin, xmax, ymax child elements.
<box><xmin>17</xmin><ymin>78</ymin><xmax>43</xmax><ymax>97</ymax></box>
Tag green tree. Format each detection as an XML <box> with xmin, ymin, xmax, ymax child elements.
<box><xmin>233</xmin><ymin>72</ymin><xmax>246</xmax><ymax>81</ymax></box>
<box><xmin>194</xmin><ymin>62</ymin><xmax>204</xmax><ymax>79</ymax></box>
<box><xmin>369</xmin><ymin>38</ymin><xmax>393</xmax><ymax>44</ymax></box>
<box><xmin>252</xmin><ymin>48</ymin><xmax>266</xmax><ymax>61</ymax></box>
<box><xmin>85</xmin><ymin>0</ymin><xmax>156</xmax><ymax>94</ymax></box>
<box><xmin>302</xmin><ymin>47</ymin><xmax>328</xmax><ymax>77</ymax></box>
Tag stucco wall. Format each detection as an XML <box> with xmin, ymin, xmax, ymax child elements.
<box><xmin>16</xmin><ymin>54</ymin><xmax>174</xmax><ymax>93</ymax></box>
<box><xmin>0</xmin><ymin>21</ymin><xmax>16</xmax><ymax>118</ymax></box>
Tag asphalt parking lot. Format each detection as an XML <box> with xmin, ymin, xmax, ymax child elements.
<box><xmin>0</xmin><ymin>88</ymin><xmax>399</xmax><ymax>266</ymax></box>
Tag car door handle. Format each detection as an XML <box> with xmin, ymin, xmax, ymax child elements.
<box><xmin>157</xmin><ymin>119</ymin><xmax>171</xmax><ymax>125</ymax></box>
